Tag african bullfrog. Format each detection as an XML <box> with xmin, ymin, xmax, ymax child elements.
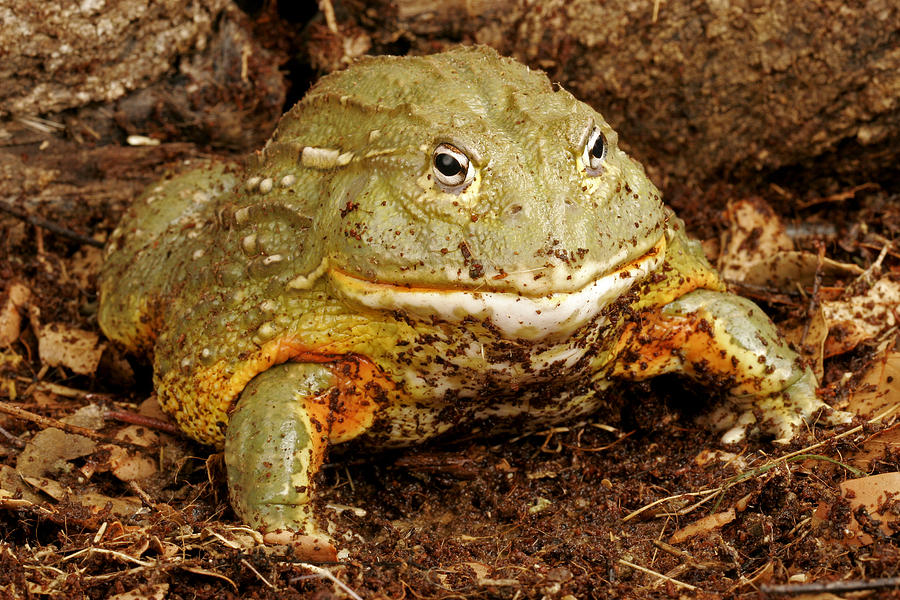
<box><xmin>99</xmin><ymin>46</ymin><xmax>846</xmax><ymax>552</ymax></box>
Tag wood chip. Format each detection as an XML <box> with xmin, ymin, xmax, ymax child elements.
<box><xmin>669</xmin><ymin>509</ymin><xmax>736</xmax><ymax>544</ymax></box>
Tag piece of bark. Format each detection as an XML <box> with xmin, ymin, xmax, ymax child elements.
<box><xmin>1</xmin><ymin>3</ymin><xmax>286</xmax><ymax>151</ymax></box>
<box><xmin>1</xmin><ymin>0</ymin><xmax>229</xmax><ymax>117</ymax></box>
<box><xmin>343</xmin><ymin>0</ymin><xmax>900</xmax><ymax>190</ymax></box>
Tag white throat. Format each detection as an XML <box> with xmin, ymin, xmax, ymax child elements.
<box><xmin>330</xmin><ymin>235</ymin><xmax>665</xmax><ymax>341</ymax></box>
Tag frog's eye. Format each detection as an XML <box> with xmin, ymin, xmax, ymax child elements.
<box><xmin>581</xmin><ymin>127</ymin><xmax>608</xmax><ymax>176</ymax></box>
<box><xmin>432</xmin><ymin>143</ymin><xmax>475</xmax><ymax>193</ymax></box>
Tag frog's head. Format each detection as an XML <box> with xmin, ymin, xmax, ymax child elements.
<box><xmin>244</xmin><ymin>46</ymin><xmax>666</xmax><ymax>340</ymax></box>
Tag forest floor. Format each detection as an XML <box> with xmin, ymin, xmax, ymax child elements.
<box><xmin>1</xmin><ymin>4</ymin><xmax>900</xmax><ymax>599</ymax></box>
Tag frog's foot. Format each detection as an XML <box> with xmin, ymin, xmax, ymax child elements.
<box><xmin>702</xmin><ymin>370</ymin><xmax>852</xmax><ymax>444</ymax></box>
<box><xmin>224</xmin><ymin>360</ymin><xmax>377</xmax><ymax>557</ymax></box>
<box><xmin>616</xmin><ymin>289</ymin><xmax>852</xmax><ymax>443</ymax></box>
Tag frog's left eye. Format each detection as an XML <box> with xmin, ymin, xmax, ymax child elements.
<box><xmin>432</xmin><ymin>143</ymin><xmax>475</xmax><ymax>193</ymax></box>
<box><xmin>581</xmin><ymin>127</ymin><xmax>608</xmax><ymax>176</ymax></box>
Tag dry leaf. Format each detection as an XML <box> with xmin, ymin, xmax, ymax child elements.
<box><xmin>694</xmin><ymin>449</ymin><xmax>746</xmax><ymax>471</ymax></box>
<box><xmin>0</xmin><ymin>282</ymin><xmax>31</xmax><ymax>346</ymax></box>
<box><xmin>839</xmin><ymin>472</ymin><xmax>900</xmax><ymax>546</ymax></box>
<box><xmin>113</xmin><ymin>424</ymin><xmax>160</xmax><ymax>448</ymax></box>
<box><xmin>106</xmin><ymin>425</ymin><xmax>160</xmax><ymax>481</ymax></box>
<box><xmin>16</xmin><ymin>428</ymin><xmax>97</xmax><ymax>478</ymax></box>
<box><xmin>849</xmin><ymin>426</ymin><xmax>900</xmax><ymax>472</ymax></box>
<box><xmin>841</xmin><ymin>352</ymin><xmax>900</xmax><ymax>470</ymax></box>
<box><xmin>463</xmin><ymin>561</ymin><xmax>491</xmax><ymax>580</ymax></box>
<box><xmin>719</xmin><ymin>198</ymin><xmax>794</xmax><ymax>284</ymax></box>
<box><xmin>108</xmin><ymin>583</ymin><xmax>169</xmax><ymax>600</ymax></box>
<box><xmin>18</xmin><ymin>475</ymin><xmax>71</xmax><ymax>502</ymax></box>
<box><xmin>847</xmin><ymin>351</ymin><xmax>900</xmax><ymax>418</ymax></box>
<box><xmin>104</xmin><ymin>445</ymin><xmax>159</xmax><ymax>482</ymax></box>
<box><xmin>37</xmin><ymin>322</ymin><xmax>106</xmax><ymax>375</ymax></box>
<box><xmin>15</xmin><ymin>404</ymin><xmax>104</xmax><ymax>478</ymax></box>
<box><xmin>0</xmin><ymin>465</ymin><xmax>45</xmax><ymax>505</ymax></box>
<box><xmin>138</xmin><ymin>396</ymin><xmax>170</xmax><ymax>421</ymax></box>
<box><xmin>741</xmin><ymin>251</ymin><xmax>862</xmax><ymax>291</ymax></box>
<box><xmin>66</xmin><ymin>403</ymin><xmax>105</xmax><ymax>429</ymax></box>
<box><xmin>669</xmin><ymin>509</ymin><xmax>736</xmax><ymax>544</ymax></box>
<box><xmin>21</xmin><ymin>476</ymin><xmax>143</xmax><ymax>517</ymax></box>
<box><xmin>822</xmin><ymin>277</ymin><xmax>900</xmax><ymax>356</ymax></box>
<box><xmin>718</xmin><ymin>198</ymin><xmax>861</xmax><ymax>292</ymax></box>
<box><xmin>76</xmin><ymin>492</ymin><xmax>145</xmax><ymax>517</ymax></box>
<box><xmin>782</xmin><ymin>307</ymin><xmax>828</xmax><ymax>381</ymax></box>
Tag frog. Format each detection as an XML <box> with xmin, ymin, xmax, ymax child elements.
<box><xmin>98</xmin><ymin>45</ymin><xmax>848</xmax><ymax>553</ymax></box>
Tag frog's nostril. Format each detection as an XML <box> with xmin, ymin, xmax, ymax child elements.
<box><xmin>507</xmin><ymin>204</ymin><xmax>523</xmax><ymax>215</ymax></box>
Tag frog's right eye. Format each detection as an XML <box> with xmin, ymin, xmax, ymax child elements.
<box><xmin>432</xmin><ymin>143</ymin><xmax>475</xmax><ymax>193</ymax></box>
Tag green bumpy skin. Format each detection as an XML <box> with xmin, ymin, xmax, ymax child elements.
<box><xmin>99</xmin><ymin>46</ymin><xmax>847</xmax><ymax>540</ymax></box>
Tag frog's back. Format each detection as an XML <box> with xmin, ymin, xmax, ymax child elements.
<box><xmin>99</xmin><ymin>161</ymin><xmax>240</xmax><ymax>354</ymax></box>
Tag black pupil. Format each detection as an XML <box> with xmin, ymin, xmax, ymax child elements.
<box><xmin>591</xmin><ymin>133</ymin><xmax>606</xmax><ymax>159</ymax></box>
<box><xmin>435</xmin><ymin>152</ymin><xmax>463</xmax><ymax>177</ymax></box>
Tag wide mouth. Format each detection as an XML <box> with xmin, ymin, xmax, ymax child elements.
<box><xmin>329</xmin><ymin>235</ymin><xmax>667</xmax><ymax>341</ymax></box>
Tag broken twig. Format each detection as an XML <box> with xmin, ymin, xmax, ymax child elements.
<box><xmin>0</xmin><ymin>199</ymin><xmax>104</xmax><ymax>248</ymax></box>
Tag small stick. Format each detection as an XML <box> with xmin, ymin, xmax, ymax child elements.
<box><xmin>618</xmin><ymin>558</ymin><xmax>698</xmax><ymax>591</ymax></box>
<box><xmin>0</xmin><ymin>424</ymin><xmax>25</xmax><ymax>448</ymax></box>
<box><xmin>0</xmin><ymin>199</ymin><xmax>104</xmax><ymax>248</ymax></box>
<box><xmin>0</xmin><ymin>401</ymin><xmax>144</xmax><ymax>449</ymax></box>
<box><xmin>317</xmin><ymin>0</ymin><xmax>339</xmax><ymax>33</ymax></box>
<box><xmin>105</xmin><ymin>409</ymin><xmax>180</xmax><ymax>435</ymax></box>
<box><xmin>623</xmin><ymin>488</ymin><xmax>720</xmax><ymax>522</ymax></box>
<box><xmin>760</xmin><ymin>576</ymin><xmax>900</xmax><ymax>594</ymax></box>
<box><xmin>0</xmin><ymin>401</ymin><xmax>108</xmax><ymax>442</ymax></box>
<box><xmin>241</xmin><ymin>558</ymin><xmax>275</xmax><ymax>589</ymax></box>
<box><xmin>297</xmin><ymin>563</ymin><xmax>364</xmax><ymax>600</ymax></box>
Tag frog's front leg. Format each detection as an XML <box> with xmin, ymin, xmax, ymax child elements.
<box><xmin>224</xmin><ymin>360</ymin><xmax>378</xmax><ymax>556</ymax></box>
<box><xmin>612</xmin><ymin>289</ymin><xmax>850</xmax><ymax>443</ymax></box>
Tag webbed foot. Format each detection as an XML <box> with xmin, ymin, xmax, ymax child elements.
<box><xmin>614</xmin><ymin>289</ymin><xmax>851</xmax><ymax>443</ymax></box>
<box><xmin>702</xmin><ymin>369</ymin><xmax>852</xmax><ymax>444</ymax></box>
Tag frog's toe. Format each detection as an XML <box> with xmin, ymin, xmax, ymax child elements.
<box><xmin>697</xmin><ymin>404</ymin><xmax>756</xmax><ymax>444</ymax></box>
<box><xmin>759</xmin><ymin>369</ymin><xmax>853</xmax><ymax>441</ymax></box>
<box><xmin>719</xmin><ymin>410</ymin><xmax>758</xmax><ymax>445</ymax></box>
<box><xmin>755</xmin><ymin>397</ymin><xmax>807</xmax><ymax>444</ymax></box>
<box><xmin>262</xmin><ymin>531</ymin><xmax>337</xmax><ymax>561</ymax></box>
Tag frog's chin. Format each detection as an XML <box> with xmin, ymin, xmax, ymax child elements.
<box><xmin>329</xmin><ymin>235</ymin><xmax>666</xmax><ymax>342</ymax></box>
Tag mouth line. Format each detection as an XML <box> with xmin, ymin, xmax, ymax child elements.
<box><xmin>328</xmin><ymin>235</ymin><xmax>666</xmax><ymax>341</ymax></box>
